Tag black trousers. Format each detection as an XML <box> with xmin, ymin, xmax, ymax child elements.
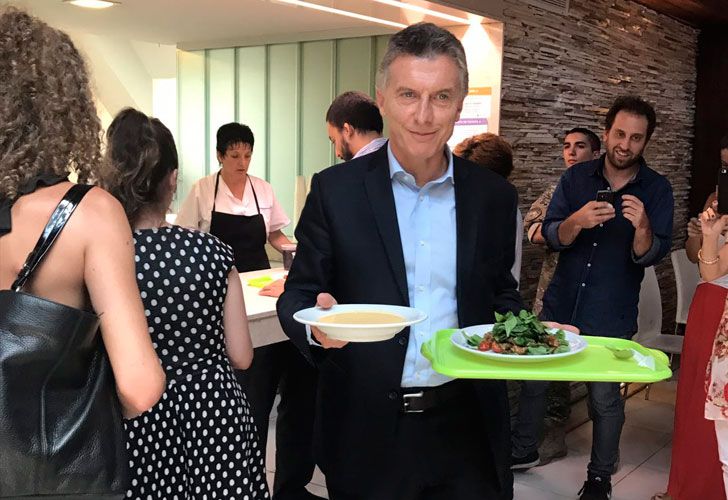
<box><xmin>236</xmin><ymin>341</ymin><xmax>320</xmax><ymax>500</ymax></box>
<box><xmin>327</xmin><ymin>385</ymin><xmax>503</xmax><ymax>500</ymax></box>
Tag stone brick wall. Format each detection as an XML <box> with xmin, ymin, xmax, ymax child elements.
<box><xmin>500</xmin><ymin>0</ymin><xmax>698</xmax><ymax>334</ymax></box>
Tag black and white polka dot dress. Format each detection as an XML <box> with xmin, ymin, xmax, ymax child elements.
<box><xmin>124</xmin><ymin>226</ymin><xmax>269</xmax><ymax>500</ymax></box>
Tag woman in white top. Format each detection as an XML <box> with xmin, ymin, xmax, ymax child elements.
<box><xmin>176</xmin><ymin>122</ymin><xmax>291</xmax><ymax>272</ymax></box>
<box><xmin>176</xmin><ymin>123</ymin><xmax>322</xmax><ymax>500</ymax></box>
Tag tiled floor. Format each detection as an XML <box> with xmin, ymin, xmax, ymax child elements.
<box><xmin>513</xmin><ymin>381</ymin><xmax>676</xmax><ymax>499</ymax></box>
<box><xmin>264</xmin><ymin>380</ymin><xmax>677</xmax><ymax>499</ymax></box>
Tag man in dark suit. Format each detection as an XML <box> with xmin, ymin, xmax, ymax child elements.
<box><xmin>277</xmin><ymin>22</ymin><xmax>522</xmax><ymax>500</ymax></box>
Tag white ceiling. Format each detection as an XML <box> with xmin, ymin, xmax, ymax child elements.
<box><xmin>6</xmin><ymin>0</ymin><xmax>501</xmax><ymax>116</ymax></box>
<box><xmin>9</xmin><ymin>0</ymin><xmax>494</xmax><ymax>48</ymax></box>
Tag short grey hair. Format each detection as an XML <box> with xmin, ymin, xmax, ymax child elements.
<box><xmin>376</xmin><ymin>22</ymin><xmax>469</xmax><ymax>95</ymax></box>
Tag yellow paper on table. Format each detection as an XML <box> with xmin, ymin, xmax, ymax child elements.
<box><xmin>247</xmin><ymin>276</ymin><xmax>274</xmax><ymax>288</ymax></box>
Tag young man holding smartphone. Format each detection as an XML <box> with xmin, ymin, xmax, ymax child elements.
<box><xmin>516</xmin><ymin>96</ymin><xmax>674</xmax><ymax>500</ymax></box>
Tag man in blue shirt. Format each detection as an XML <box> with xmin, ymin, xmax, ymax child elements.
<box><xmin>511</xmin><ymin>96</ymin><xmax>674</xmax><ymax>500</ymax></box>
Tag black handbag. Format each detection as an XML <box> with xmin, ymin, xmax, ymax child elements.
<box><xmin>0</xmin><ymin>184</ymin><xmax>127</xmax><ymax>499</ymax></box>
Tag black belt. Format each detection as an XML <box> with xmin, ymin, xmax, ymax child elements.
<box><xmin>400</xmin><ymin>380</ymin><xmax>468</xmax><ymax>413</ymax></box>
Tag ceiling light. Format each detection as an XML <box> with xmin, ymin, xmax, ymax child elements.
<box><xmin>274</xmin><ymin>0</ymin><xmax>407</xmax><ymax>29</ymax></box>
<box><xmin>63</xmin><ymin>0</ymin><xmax>119</xmax><ymax>9</ymax></box>
<box><xmin>372</xmin><ymin>0</ymin><xmax>470</xmax><ymax>24</ymax></box>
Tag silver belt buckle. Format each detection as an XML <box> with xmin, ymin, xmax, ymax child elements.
<box><xmin>402</xmin><ymin>391</ymin><xmax>424</xmax><ymax>413</ymax></box>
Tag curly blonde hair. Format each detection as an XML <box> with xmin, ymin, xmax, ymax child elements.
<box><xmin>0</xmin><ymin>7</ymin><xmax>101</xmax><ymax>201</ymax></box>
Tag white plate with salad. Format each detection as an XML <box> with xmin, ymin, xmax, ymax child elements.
<box><xmin>451</xmin><ymin>310</ymin><xmax>587</xmax><ymax>363</ymax></box>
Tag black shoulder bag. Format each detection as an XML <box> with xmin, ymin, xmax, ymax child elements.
<box><xmin>0</xmin><ymin>185</ymin><xmax>127</xmax><ymax>499</ymax></box>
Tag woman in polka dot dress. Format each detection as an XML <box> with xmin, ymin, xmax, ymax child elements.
<box><xmin>99</xmin><ymin>108</ymin><xmax>270</xmax><ymax>500</ymax></box>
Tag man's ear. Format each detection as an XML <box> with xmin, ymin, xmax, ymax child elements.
<box><xmin>342</xmin><ymin>122</ymin><xmax>355</xmax><ymax>139</ymax></box>
<box><xmin>375</xmin><ymin>88</ymin><xmax>386</xmax><ymax>117</ymax></box>
<box><xmin>454</xmin><ymin>93</ymin><xmax>465</xmax><ymax>122</ymax></box>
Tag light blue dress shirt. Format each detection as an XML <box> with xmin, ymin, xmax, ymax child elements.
<box><xmin>388</xmin><ymin>145</ymin><xmax>458</xmax><ymax>388</ymax></box>
<box><xmin>306</xmin><ymin>145</ymin><xmax>459</xmax><ymax>387</ymax></box>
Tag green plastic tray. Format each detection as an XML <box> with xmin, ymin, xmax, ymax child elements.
<box><xmin>421</xmin><ymin>329</ymin><xmax>672</xmax><ymax>383</ymax></box>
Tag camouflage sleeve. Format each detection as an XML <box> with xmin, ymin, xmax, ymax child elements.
<box><xmin>524</xmin><ymin>185</ymin><xmax>556</xmax><ymax>241</ymax></box>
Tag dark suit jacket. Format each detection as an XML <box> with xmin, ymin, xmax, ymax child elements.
<box><xmin>277</xmin><ymin>145</ymin><xmax>523</xmax><ymax>499</ymax></box>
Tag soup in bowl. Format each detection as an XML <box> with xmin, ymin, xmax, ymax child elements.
<box><xmin>319</xmin><ymin>311</ymin><xmax>405</xmax><ymax>325</ymax></box>
<box><xmin>293</xmin><ymin>304</ymin><xmax>427</xmax><ymax>342</ymax></box>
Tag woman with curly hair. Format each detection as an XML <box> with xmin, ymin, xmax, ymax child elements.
<box><xmin>453</xmin><ymin>132</ymin><xmax>522</xmax><ymax>283</ymax></box>
<box><xmin>99</xmin><ymin>107</ymin><xmax>269</xmax><ymax>500</ymax></box>
<box><xmin>0</xmin><ymin>7</ymin><xmax>165</xmax><ymax>497</ymax></box>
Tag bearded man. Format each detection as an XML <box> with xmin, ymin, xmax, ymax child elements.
<box><xmin>516</xmin><ymin>95</ymin><xmax>674</xmax><ymax>500</ymax></box>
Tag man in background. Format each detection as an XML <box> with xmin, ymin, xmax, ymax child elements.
<box><xmin>519</xmin><ymin>96</ymin><xmax>674</xmax><ymax>500</ymax></box>
<box><xmin>325</xmin><ymin>90</ymin><xmax>387</xmax><ymax>161</ymax></box>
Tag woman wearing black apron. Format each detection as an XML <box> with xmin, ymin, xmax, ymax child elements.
<box><xmin>176</xmin><ymin>123</ymin><xmax>322</xmax><ymax>500</ymax></box>
<box><xmin>209</xmin><ymin>169</ymin><xmax>270</xmax><ymax>272</ymax></box>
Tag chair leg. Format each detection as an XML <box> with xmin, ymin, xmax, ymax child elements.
<box><xmin>645</xmin><ymin>384</ymin><xmax>651</xmax><ymax>400</ymax></box>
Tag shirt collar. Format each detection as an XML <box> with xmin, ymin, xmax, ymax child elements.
<box><xmin>353</xmin><ymin>137</ymin><xmax>388</xmax><ymax>159</ymax></box>
<box><xmin>216</xmin><ymin>170</ymin><xmax>246</xmax><ymax>201</ymax></box>
<box><xmin>387</xmin><ymin>143</ymin><xmax>454</xmax><ymax>186</ymax></box>
<box><xmin>589</xmin><ymin>153</ymin><xmax>646</xmax><ymax>185</ymax></box>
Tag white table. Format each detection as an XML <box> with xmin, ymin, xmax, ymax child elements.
<box><xmin>239</xmin><ymin>267</ymin><xmax>289</xmax><ymax>348</ymax></box>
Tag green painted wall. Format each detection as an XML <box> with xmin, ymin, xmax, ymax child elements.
<box><xmin>176</xmin><ymin>49</ymin><xmax>205</xmax><ymax>206</ymax></box>
<box><xmin>176</xmin><ymin>35</ymin><xmax>391</xmax><ymax>232</ymax></box>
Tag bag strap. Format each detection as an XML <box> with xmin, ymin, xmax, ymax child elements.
<box><xmin>12</xmin><ymin>184</ymin><xmax>94</xmax><ymax>291</ymax></box>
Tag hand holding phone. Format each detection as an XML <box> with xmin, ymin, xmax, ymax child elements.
<box><xmin>572</xmin><ymin>198</ymin><xmax>616</xmax><ymax>229</ymax></box>
<box><xmin>699</xmin><ymin>201</ymin><xmax>728</xmax><ymax>239</ymax></box>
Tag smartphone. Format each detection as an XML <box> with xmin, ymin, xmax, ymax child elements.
<box><xmin>718</xmin><ymin>166</ymin><xmax>728</xmax><ymax>214</ymax></box>
<box><xmin>596</xmin><ymin>189</ymin><xmax>615</xmax><ymax>205</ymax></box>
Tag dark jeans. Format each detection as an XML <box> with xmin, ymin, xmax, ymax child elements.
<box><xmin>236</xmin><ymin>341</ymin><xmax>320</xmax><ymax>500</ymax></box>
<box><xmin>327</xmin><ymin>385</ymin><xmax>503</xmax><ymax>500</ymax></box>
<box><xmin>512</xmin><ymin>380</ymin><xmax>624</xmax><ymax>479</ymax></box>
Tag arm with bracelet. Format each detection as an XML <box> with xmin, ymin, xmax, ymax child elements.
<box><xmin>698</xmin><ymin>201</ymin><xmax>728</xmax><ymax>281</ymax></box>
<box><xmin>686</xmin><ymin>192</ymin><xmax>717</xmax><ymax>263</ymax></box>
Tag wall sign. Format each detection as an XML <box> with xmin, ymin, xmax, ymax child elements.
<box><xmin>448</xmin><ymin>86</ymin><xmax>492</xmax><ymax>149</ymax></box>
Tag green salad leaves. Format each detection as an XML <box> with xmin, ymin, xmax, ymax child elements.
<box><xmin>463</xmin><ymin>310</ymin><xmax>570</xmax><ymax>355</ymax></box>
